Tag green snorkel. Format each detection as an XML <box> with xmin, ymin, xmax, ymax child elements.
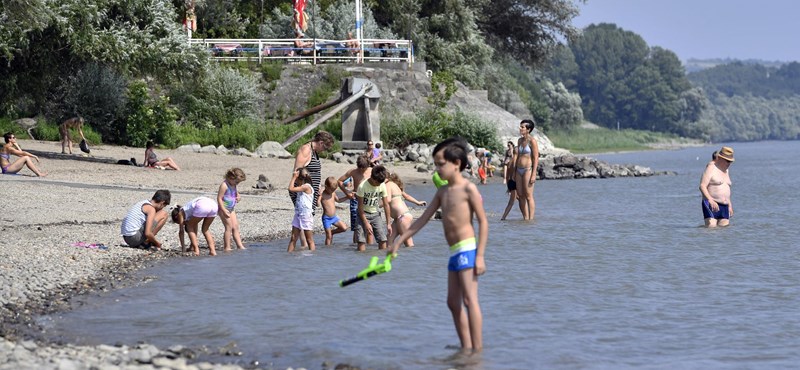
<box><xmin>340</xmin><ymin>253</ymin><xmax>396</xmax><ymax>287</ymax></box>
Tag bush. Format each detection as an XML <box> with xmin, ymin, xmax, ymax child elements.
<box><xmin>196</xmin><ymin>65</ymin><xmax>261</xmax><ymax>127</ymax></box>
<box><xmin>306</xmin><ymin>67</ymin><xmax>350</xmax><ymax>108</ymax></box>
<box><xmin>382</xmin><ymin>108</ymin><xmax>502</xmax><ymax>151</ymax></box>
<box><xmin>169</xmin><ymin>118</ymin><xmax>342</xmax><ymax>155</ymax></box>
<box><xmin>30</xmin><ymin>121</ymin><xmax>102</xmax><ymax>144</ymax></box>
<box><xmin>124</xmin><ymin>81</ymin><xmax>178</xmax><ymax>147</ymax></box>
<box><xmin>260</xmin><ymin>62</ymin><xmax>283</xmax><ymax>83</ymax></box>
<box><xmin>52</xmin><ymin>63</ymin><xmax>128</xmax><ymax>142</ymax></box>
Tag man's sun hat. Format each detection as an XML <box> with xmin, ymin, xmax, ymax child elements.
<box><xmin>717</xmin><ymin>146</ymin><xmax>734</xmax><ymax>162</ymax></box>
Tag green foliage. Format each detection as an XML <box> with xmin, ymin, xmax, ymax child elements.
<box><xmin>28</xmin><ymin>121</ymin><xmax>102</xmax><ymax>144</ymax></box>
<box><xmin>382</xmin><ymin>108</ymin><xmax>501</xmax><ymax>151</ymax></box>
<box><xmin>541</xmin><ymin>80</ymin><xmax>583</xmax><ymax>130</ymax></box>
<box><xmin>569</xmin><ymin>23</ymin><xmax>700</xmax><ymax>137</ymax></box>
<box><xmin>428</xmin><ymin>71</ymin><xmax>457</xmax><ymax>108</ymax></box>
<box><xmin>471</xmin><ymin>0</ymin><xmax>580</xmax><ymax>67</ymax></box>
<box><xmin>175</xmin><ymin>64</ymin><xmax>261</xmax><ymax>128</ymax></box>
<box><xmin>307</xmin><ymin>67</ymin><xmax>350</xmax><ymax>108</ymax></box>
<box><xmin>260</xmin><ymin>62</ymin><xmax>284</xmax><ymax>83</ymax></box>
<box><xmin>689</xmin><ymin>61</ymin><xmax>800</xmax><ymax>99</ymax></box>
<box><xmin>547</xmin><ymin>126</ymin><xmax>695</xmax><ymax>154</ymax></box>
<box><xmin>168</xmin><ymin>118</ymin><xmax>342</xmax><ymax>155</ymax></box>
<box><xmin>124</xmin><ymin>81</ymin><xmax>178</xmax><ymax>147</ymax></box>
<box><xmin>51</xmin><ymin>63</ymin><xmax>128</xmax><ymax>141</ymax></box>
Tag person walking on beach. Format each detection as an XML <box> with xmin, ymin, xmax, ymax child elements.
<box><xmin>338</xmin><ymin>154</ymin><xmax>373</xmax><ymax>245</ymax></box>
<box><xmin>59</xmin><ymin>116</ymin><xmax>86</xmax><ymax>154</ymax></box>
<box><xmin>217</xmin><ymin>168</ymin><xmax>246</xmax><ymax>251</ymax></box>
<box><xmin>144</xmin><ymin>141</ymin><xmax>181</xmax><ymax>170</ymax></box>
<box><xmin>356</xmin><ymin>165</ymin><xmax>392</xmax><ymax>251</ymax></box>
<box><xmin>515</xmin><ymin>119</ymin><xmax>539</xmax><ymax>220</ymax></box>
<box><xmin>320</xmin><ymin>176</ymin><xmax>349</xmax><ymax>245</ymax></box>
<box><xmin>385</xmin><ymin>172</ymin><xmax>427</xmax><ymax>248</ymax></box>
<box><xmin>388</xmin><ymin>136</ymin><xmax>488</xmax><ymax>351</ymax></box>
<box><xmin>120</xmin><ymin>190</ymin><xmax>171</xmax><ymax>249</ymax></box>
<box><xmin>288</xmin><ymin>168</ymin><xmax>316</xmax><ymax>252</ymax></box>
<box><xmin>699</xmin><ymin>146</ymin><xmax>734</xmax><ymax>228</ymax></box>
<box><xmin>172</xmin><ymin>196</ymin><xmax>218</xmax><ymax>256</ymax></box>
<box><xmin>1</xmin><ymin>132</ymin><xmax>47</xmax><ymax>176</ymax></box>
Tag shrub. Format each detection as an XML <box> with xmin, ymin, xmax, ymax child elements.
<box><xmin>30</xmin><ymin>121</ymin><xmax>102</xmax><ymax>144</ymax></box>
<box><xmin>382</xmin><ymin>108</ymin><xmax>501</xmax><ymax>151</ymax></box>
<box><xmin>124</xmin><ymin>81</ymin><xmax>178</xmax><ymax>147</ymax></box>
<box><xmin>260</xmin><ymin>62</ymin><xmax>283</xmax><ymax>83</ymax></box>
<box><xmin>53</xmin><ymin>63</ymin><xmax>128</xmax><ymax>142</ymax></box>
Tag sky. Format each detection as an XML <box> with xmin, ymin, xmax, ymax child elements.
<box><xmin>572</xmin><ymin>0</ymin><xmax>800</xmax><ymax>62</ymax></box>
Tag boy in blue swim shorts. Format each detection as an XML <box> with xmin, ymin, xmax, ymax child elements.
<box><xmin>389</xmin><ymin>137</ymin><xmax>488</xmax><ymax>351</ymax></box>
<box><xmin>321</xmin><ymin>177</ymin><xmax>349</xmax><ymax>245</ymax></box>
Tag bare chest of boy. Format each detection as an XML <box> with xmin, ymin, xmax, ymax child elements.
<box><xmin>439</xmin><ymin>188</ymin><xmax>475</xmax><ymax>243</ymax></box>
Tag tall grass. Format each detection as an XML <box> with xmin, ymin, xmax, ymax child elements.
<box><xmin>547</xmin><ymin>126</ymin><xmax>693</xmax><ymax>153</ymax></box>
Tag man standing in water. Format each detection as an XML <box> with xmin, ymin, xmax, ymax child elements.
<box><xmin>699</xmin><ymin>146</ymin><xmax>734</xmax><ymax>227</ymax></box>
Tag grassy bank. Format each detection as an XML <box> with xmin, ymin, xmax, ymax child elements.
<box><xmin>547</xmin><ymin>125</ymin><xmax>702</xmax><ymax>154</ymax></box>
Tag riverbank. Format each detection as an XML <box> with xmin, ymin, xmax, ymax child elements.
<box><xmin>0</xmin><ymin>139</ymin><xmax>432</xmax><ymax>369</ymax></box>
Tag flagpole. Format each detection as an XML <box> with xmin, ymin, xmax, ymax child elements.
<box><xmin>355</xmin><ymin>0</ymin><xmax>363</xmax><ymax>63</ymax></box>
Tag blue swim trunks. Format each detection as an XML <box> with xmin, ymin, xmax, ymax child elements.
<box><xmin>349</xmin><ymin>198</ymin><xmax>358</xmax><ymax>226</ymax></box>
<box><xmin>322</xmin><ymin>214</ymin><xmax>340</xmax><ymax>230</ymax></box>
<box><xmin>702</xmin><ymin>199</ymin><xmax>730</xmax><ymax>220</ymax></box>
<box><xmin>448</xmin><ymin>237</ymin><xmax>477</xmax><ymax>272</ymax></box>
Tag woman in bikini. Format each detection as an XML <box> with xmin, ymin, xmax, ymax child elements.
<box><xmin>514</xmin><ymin>119</ymin><xmax>539</xmax><ymax>220</ymax></box>
<box><xmin>385</xmin><ymin>172</ymin><xmax>427</xmax><ymax>248</ymax></box>
<box><xmin>1</xmin><ymin>132</ymin><xmax>47</xmax><ymax>176</ymax></box>
<box><xmin>144</xmin><ymin>141</ymin><xmax>181</xmax><ymax>170</ymax></box>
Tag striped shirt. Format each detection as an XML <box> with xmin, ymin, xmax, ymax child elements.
<box><xmin>121</xmin><ymin>200</ymin><xmax>150</xmax><ymax>236</ymax></box>
<box><xmin>290</xmin><ymin>143</ymin><xmax>322</xmax><ymax>215</ymax></box>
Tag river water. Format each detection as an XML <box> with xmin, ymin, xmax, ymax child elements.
<box><xmin>41</xmin><ymin>141</ymin><xmax>800</xmax><ymax>369</ymax></box>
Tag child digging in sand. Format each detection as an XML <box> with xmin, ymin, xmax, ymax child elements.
<box><xmin>288</xmin><ymin>168</ymin><xmax>315</xmax><ymax>252</ymax></box>
<box><xmin>389</xmin><ymin>137</ymin><xmax>488</xmax><ymax>350</ymax></box>
<box><xmin>217</xmin><ymin>168</ymin><xmax>246</xmax><ymax>251</ymax></box>
<box><xmin>320</xmin><ymin>176</ymin><xmax>349</xmax><ymax>245</ymax></box>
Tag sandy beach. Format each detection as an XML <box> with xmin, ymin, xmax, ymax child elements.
<box><xmin>0</xmin><ymin>139</ymin><xmax>432</xmax><ymax>369</ymax></box>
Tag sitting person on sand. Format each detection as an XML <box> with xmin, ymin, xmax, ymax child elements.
<box><xmin>120</xmin><ymin>190</ymin><xmax>171</xmax><ymax>249</ymax></box>
<box><xmin>59</xmin><ymin>116</ymin><xmax>86</xmax><ymax>154</ymax></box>
<box><xmin>172</xmin><ymin>196</ymin><xmax>218</xmax><ymax>256</ymax></box>
<box><xmin>1</xmin><ymin>132</ymin><xmax>47</xmax><ymax>176</ymax></box>
<box><xmin>144</xmin><ymin>141</ymin><xmax>181</xmax><ymax>170</ymax></box>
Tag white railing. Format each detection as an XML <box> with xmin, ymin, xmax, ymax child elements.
<box><xmin>188</xmin><ymin>38</ymin><xmax>414</xmax><ymax>65</ymax></box>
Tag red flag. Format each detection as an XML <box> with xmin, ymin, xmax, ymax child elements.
<box><xmin>293</xmin><ymin>0</ymin><xmax>308</xmax><ymax>33</ymax></box>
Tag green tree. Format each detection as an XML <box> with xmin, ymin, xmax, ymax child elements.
<box><xmin>474</xmin><ymin>0</ymin><xmax>581</xmax><ymax>66</ymax></box>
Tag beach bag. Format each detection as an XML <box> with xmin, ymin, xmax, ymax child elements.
<box><xmin>79</xmin><ymin>139</ymin><xmax>91</xmax><ymax>154</ymax></box>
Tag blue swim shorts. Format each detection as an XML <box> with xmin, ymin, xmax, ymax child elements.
<box><xmin>349</xmin><ymin>198</ymin><xmax>358</xmax><ymax>226</ymax></box>
<box><xmin>322</xmin><ymin>214</ymin><xmax>340</xmax><ymax>230</ymax></box>
<box><xmin>448</xmin><ymin>237</ymin><xmax>477</xmax><ymax>272</ymax></box>
<box><xmin>702</xmin><ymin>199</ymin><xmax>730</xmax><ymax>220</ymax></box>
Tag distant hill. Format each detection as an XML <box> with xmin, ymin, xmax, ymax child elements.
<box><xmin>684</xmin><ymin>58</ymin><xmax>787</xmax><ymax>73</ymax></box>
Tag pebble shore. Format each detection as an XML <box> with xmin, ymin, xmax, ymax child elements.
<box><xmin>1</xmin><ymin>140</ymin><xmax>431</xmax><ymax>370</ymax></box>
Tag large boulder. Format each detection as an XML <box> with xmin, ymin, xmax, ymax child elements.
<box><xmin>255</xmin><ymin>141</ymin><xmax>292</xmax><ymax>159</ymax></box>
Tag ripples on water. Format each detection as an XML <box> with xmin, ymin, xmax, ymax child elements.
<box><xmin>44</xmin><ymin>141</ymin><xmax>800</xmax><ymax>369</ymax></box>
